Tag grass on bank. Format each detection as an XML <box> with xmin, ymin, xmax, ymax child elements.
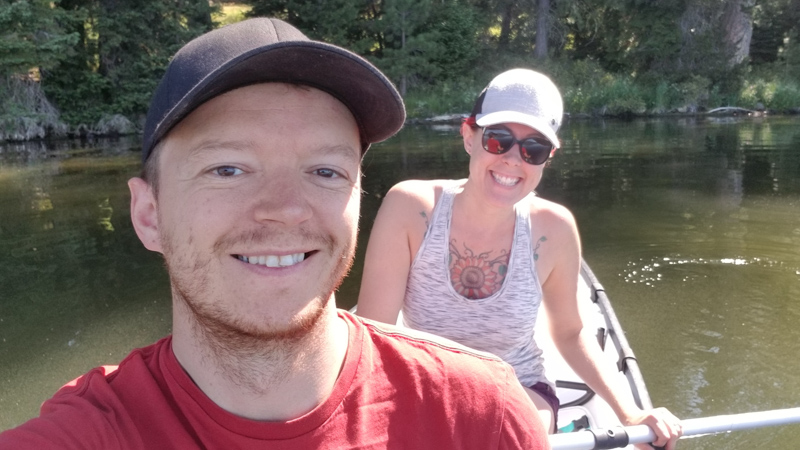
<box><xmin>403</xmin><ymin>57</ymin><xmax>800</xmax><ymax>120</ymax></box>
<box><xmin>3</xmin><ymin>53</ymin><xmax>800</xmax><ymax>141</ymax></box>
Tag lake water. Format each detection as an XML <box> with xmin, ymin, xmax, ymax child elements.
<box><xmin>1</xmin><ymin>117</ymin><xmax>799</xmax><ymax>448</ymax></box>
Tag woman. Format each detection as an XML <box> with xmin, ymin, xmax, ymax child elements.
<box><xmin>356</xmin><ymin>69</ymin><xmax>681</xmax><ymax>449</ymax></box>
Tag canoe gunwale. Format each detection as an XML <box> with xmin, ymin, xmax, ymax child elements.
<box><xmin>581</xmin><ymin>260</ymin><xmax>653</xmax><ymax>411</ymax></box>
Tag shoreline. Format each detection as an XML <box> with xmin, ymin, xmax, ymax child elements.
<box><xmin>2</xmin><ymin>109</ymin><xmax>799</xmax><ymax>146</ymax></box>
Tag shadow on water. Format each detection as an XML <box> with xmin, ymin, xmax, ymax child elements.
<box><xmin>1</xmin><ymin>118</ymin><xmax>800</xmax><ymax>449</ymax></box>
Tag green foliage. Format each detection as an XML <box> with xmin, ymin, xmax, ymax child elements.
<box><xmin>739</xmin><ymin>77</ymin><xmax>800</xmax><ymax>112</ymax></box>
<box><xmin>5</xmin><ymin>0</ymin><xmax>800</xmax><ymax>140</ymax></box>
<box><xmin>420</xmin><ymin>1</ymin><xmax>481</xmax><ymax>81</ymax></box>
<box><xmin>213</xmin><ymin>3</ymin><xmax>252</xmax><ymax>26</ymax></box>
<box><xmin>751</xmin><ymin>0</ymin><xmax>800</xmax><ymax>66</ymax></box>
<box><xmin>404</xmin><ymin>77</ymin><xmax>483</xmax><ymax>118</ymax></box>
<box><xmin>0</xmin><ymin>0</ymin><xmax>80</xmax><ymax>77</ymax></box>
<box><xmin>768</xmin><ymin>82</ymin><xmax>800</xmax><ymax>112</ymax></box>
<box><xmin>41</xmin><ymin>0</ymin><xmax>217</xmax><ymax>126</ymax></box>
<box><xmin>590</xmin><ymin>78</ymin><xmax>647</xmax><ymax>116</ymax></box>
<box><xmin>374</xmin><ymin>0</ymin><xmax>438</xmax><ymax>94</ymax></box>
<box><xmin>245</xmin><ymin>0</ymin><xmax>368</xmax><ymax>50</ymax></box>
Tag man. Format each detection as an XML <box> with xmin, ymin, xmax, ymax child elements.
<box><xmin>0</xmin><ymin>18</ymin><xmax>549</xmax><ymax>449</ymax></box>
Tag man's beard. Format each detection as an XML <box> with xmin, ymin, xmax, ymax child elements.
<box><xmin>161</xmin><ymin>224</ymin><xmax>355</xmax><ymax>392</ymax></box>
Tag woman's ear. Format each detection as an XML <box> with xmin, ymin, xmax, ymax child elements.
<box><xmin>128</xmin><ymin>177</ymin><xmax>163</xmax><ymax>253</ymax></box>
<box><xmin>461</xmin><ymin>122</ymin><xmax>476</xmax><ymax>155</ymax></box>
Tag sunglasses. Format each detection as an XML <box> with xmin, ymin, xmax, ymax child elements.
<box><xmin>481</xmin><ymin>127</ymin><xmax>554</xmax><ymax>165</ymax></box>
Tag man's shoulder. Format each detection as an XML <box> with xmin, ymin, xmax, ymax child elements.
<box><xmin>0</xmin><ymin>338</ymin><xmax>170</xmax><ymax>449</ymax></box>
<box><xmin>54</xmin><ymin>337</ymin><xmax>168</xmax><ymax>398</ymax></box>
<box><xmin>346</xmin><ymin>311</ymin><xmax>512</xmax><ymax>380</ymax></box>
<box><xmin>364</xmin><ymin>315</ymin><xmax>501</xmax><ymax>359</ymax></box>
<box><xmin>340</xmin><ymin>311</ymin><xmax>549</xmax><ymax>449</ymax></box>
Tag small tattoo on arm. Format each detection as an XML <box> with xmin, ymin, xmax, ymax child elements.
<box><xmin>533</xmin><ymin>236</ymin><xmax>547</xmax><ymax>261</ymax></box>
<box><xmin>420</xmin><ymin>211</ymin><xmax>428</xmax><ymax>227</ymax></box>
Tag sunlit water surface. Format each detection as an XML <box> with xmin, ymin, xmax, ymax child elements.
<box><xmin>1</xmin><ymin>117</ymin><xmax>799</xmax><ymax>448</ymax></box>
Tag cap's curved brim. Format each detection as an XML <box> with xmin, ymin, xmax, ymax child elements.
<box><xmin>476</xmin><ymin>111</ymin><xmax>560</xmax><ymax>148</ymax></box>
<box><xmin>144</xmin><ymin>41</ymin><xmax>405</xmax><ymax>159</ymax></box>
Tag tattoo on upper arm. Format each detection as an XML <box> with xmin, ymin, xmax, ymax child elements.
<box><xmin>533</xmin><ymin>236</ymin><xmax>547</xmax><ymax>261</ymax></box>
<box><xmin>420</xmin><ymin>211</ymin><xmax>428</xmax><ymax>227</ymax></box>
<box><xmin>448</xmin><ymin>240</ymin><xmax>509</xmax><ymax>299</ymax></box>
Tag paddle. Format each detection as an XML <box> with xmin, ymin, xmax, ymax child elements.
<box><xmin>550</xmin><ymin>407</ymin><xmax>800</xmax><ymax>450</ymax></box>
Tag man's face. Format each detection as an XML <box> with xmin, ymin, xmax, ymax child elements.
<box><xmin>130</xmin><ymin>83</ymin><xmax>362</xmax><ymax>339</ymax></box>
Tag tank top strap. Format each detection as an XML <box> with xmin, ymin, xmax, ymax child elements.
<box><xmin>410</xmin><ymin>181</ymin><xmax>461</xmax><ymax>272</ymax></box>
<box><xmin>423</xmin><ymin>181</ymin><xmax>461</xmax><ymax>240</ymax></box>
<box><xmin>511</xmin><ymin>194</ymin><xmax>539</xmax><ymax>284</ymax></box>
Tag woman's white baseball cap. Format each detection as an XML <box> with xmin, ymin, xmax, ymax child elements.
<box><xmin>470</xmin><ymin>68</ymin><xmax>563</xmax><ymax>148</ymax></box>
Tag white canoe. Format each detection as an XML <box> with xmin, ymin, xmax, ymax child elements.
<box><xmin>536</xmin><ymin>261</ymin><xmax>652</xmax><ymax>448</ymax></box>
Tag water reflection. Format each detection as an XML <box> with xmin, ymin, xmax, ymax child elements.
<box><xmin>0</xmin><ymin>137</ymin><xmax>171</xmax><ymax>429</ymax></box>
<box><xmin>1</xmin><ymin>118</ymin><xmax>800</xmax><ymax>448</ymax></box>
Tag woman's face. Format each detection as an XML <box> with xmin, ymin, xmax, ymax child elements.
<box><xmin>462</xmin><ymin>121</ymin><xmax>556</xmax><ymax>207</ymax></box>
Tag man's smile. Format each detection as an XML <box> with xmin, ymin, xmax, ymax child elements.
<box><xmin>236</xmin><ymin>252</ymin><xmax>315</xmax><ymax>268</ymax></box>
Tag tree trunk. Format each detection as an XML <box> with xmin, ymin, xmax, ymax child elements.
<box><xmin>400</xmin><ymin>21</ymin><xmax>407</xmax><ymax>96</ymax></box>
<box><xmin>721</xmin><ymin>0</ymin><xmax>754</xmax><ymax>66</ymax></box>
<box><xmin>534</xmin><ymin>0</ymin><xmax>549</xmax><ymax>60</ymax></box>
<box><xmin>498</xmin><ymin>1</ymin><xmax>513</xmax><ymax>49</ymax></box>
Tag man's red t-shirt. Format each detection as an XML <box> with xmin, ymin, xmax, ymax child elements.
<box><xmin>0</xmin><ymin>311</ymin><xmax>549</xmax><ymax>449</ymax></box>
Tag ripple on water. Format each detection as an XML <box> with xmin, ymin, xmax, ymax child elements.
<box><xmin>620</xmin><ymin>255</ymin><xmax>800</xmax><ymax>287</ymax></box>
<box><xmin>622</xmin><ymin>253</ymin><xmax>800</xmax><ymax>429</ymax></box>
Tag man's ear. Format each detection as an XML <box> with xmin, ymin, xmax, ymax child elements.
<box><xmin>128</xmin><ymin>177</ymin><xmax>163</xmax><ymax>253</ymax></box>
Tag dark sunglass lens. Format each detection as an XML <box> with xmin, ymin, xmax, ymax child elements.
<box><xmin>520</xmin><ymin>139</ymin><xmax>552</xmax><ymax>165</ymax></box>
<box><xmin>483</xmin><ymin>129</ymin><xmax>514</xmax><ymax>154</ymax></box>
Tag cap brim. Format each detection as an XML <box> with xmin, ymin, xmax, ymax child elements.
<box><xmin>145</xmin><ymin>41</ymin><xmax>405</xmax><ymax>157</ymax></box>
<box><xmin>476</xmin><ymin>111</ymin><xmax>560</xmax><ymax>148</ymax></box>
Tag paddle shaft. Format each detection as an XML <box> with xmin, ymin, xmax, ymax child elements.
<box><xmin>550</xmin><ymin>407</ymin><xmax>800</xmax><ymax>450</ymax></box>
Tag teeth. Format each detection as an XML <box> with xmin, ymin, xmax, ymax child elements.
<box><xmin>492</xmin><ymin>172</ymin><xmax>520</xmax><ymax>187</ymax></box>
<box><xmin>239</xmin><ymin>253</ymin><xmax>306</xmax><ymax>267</ymax></box>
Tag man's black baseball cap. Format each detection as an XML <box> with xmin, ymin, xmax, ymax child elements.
<box><xmin>141</xmin><ymin>17</ymin><xmax>405</xmax><ymax>162</ymax></box>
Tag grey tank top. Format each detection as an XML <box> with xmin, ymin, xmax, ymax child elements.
<box><xmin>402</xmin><ymin>182</ymin><xmax>550</xmax><ymax>388</ymax></box>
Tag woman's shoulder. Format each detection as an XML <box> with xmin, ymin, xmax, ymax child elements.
<box><xmin>385</xmin><ymin>179</ymin><xmax>464</xmax><ymax>208</ymax></box>
<box><xmin>390</xmin><ymin>178</ymin><xmax>461</xmax><ymax>193</ymax></box>
<box><xmin>524</xmin><ymin>194</ymin><xmax>578</xmax><ymax>229</ymax></box>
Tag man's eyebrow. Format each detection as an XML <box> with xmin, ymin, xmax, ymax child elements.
<box><xmin>320</xmin><ymin>143</ymin><xmax>361</xmax><ymax>161</ymax></box>
<box><xmin>186</xmin><ymin>139</ymin><xmax>255</xmax><ymax>158</ymax></box>
<box><xmin>183</xmin><ymin>139</ymin><xmax>360</xmax><ymax>161</ymax></box>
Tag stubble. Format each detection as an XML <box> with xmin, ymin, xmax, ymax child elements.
<box><xmin>161</xmin><ymin>223</ymin><xmax>356</xmax><ymax>393</ymax></box>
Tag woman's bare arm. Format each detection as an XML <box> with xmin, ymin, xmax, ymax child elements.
<box><xmin>538</xmin><ymin>203</ymin><xmax>681</xmax><ymax>449</ymax></box>
<box><xmin>356</xmin><ymin>181</ymin><xmax>434</xmax><ymax>324</ymax></box>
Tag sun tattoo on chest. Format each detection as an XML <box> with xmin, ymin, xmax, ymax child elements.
<box><xmin>448</xmin><ymin>240</ymin><xmax>510</xmax><ymax>299</ymax></box>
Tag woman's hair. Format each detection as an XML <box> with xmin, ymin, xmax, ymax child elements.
<box><xmin>463</xmin><ymin>116</ymin><xmax>479</xmax><ymax>130</ymax></box>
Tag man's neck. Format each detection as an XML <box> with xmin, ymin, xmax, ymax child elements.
<box><xmin>170</xmin><ymin>304</ymin><xmax>349</xmax><ymax>421</ymax></box>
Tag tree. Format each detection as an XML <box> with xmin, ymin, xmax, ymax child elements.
<box><xmin>1</xmin><ymin>0</ymin><xmax>78</xmax><ymax>138</ymax></box>
<box><xmin>0</xmin><ymin>0</ymin><xmax>78</xmax><ymax>78</ymax></box>
<box><xmin>41</xmin><ymin>0</ymin><xmax>215</xmax><ymax>125</ymax></box>
<box><xmin>721</xmin><ymin>0</ymin><xmax>754</xmax><ymax>66</ymax></box>
<box><xmin>750</xmin><ymin>0</ymin><xmax>800</xmax><ymax>69</ymax></box>
<box><xmin>245</xmin><ymin>0</ymin><xmax>369</xmax><ymax>51</ymax></box>
<box><xmin>533</xmin><ymin>0</ymin><xmax>550</xmax><ymax>60</ymax></box>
